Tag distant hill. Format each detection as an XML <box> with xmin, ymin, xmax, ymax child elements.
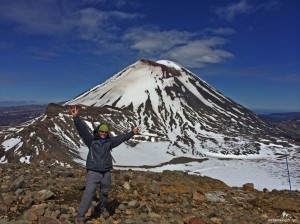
<box><xmin>257</xmin><ymin>112</ymin><xmax>300</xmax><ymax>141</ymax></box>
<box><xmin>259</xmin><ymin>112</ymin><xmax>300</xmax><ymax>123</ymax></box>
<box><xmin>0</xmin><ymin>100</ymin><xmax>44</xmax><ymax>107</ymax></box>
<box><xmin>0</xmin><ymin>105</ymin><xmax>46</xmax><ymax>127</ymax></box>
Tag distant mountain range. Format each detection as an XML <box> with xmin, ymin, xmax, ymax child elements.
<box><xmin>0</xmin><ymin>105</ymin><xmax>46</xmax><ymax>127</ymax></box>
<box><xmin>0</xmin><ymin>100</ymin><xmax>45</xmax><ymax>107</ymax></box>
<box><xmin>259</xmin><ymin>112</ymin><xmax>300</xmax><ymax>123</ymax></box>
<box><xmin>0</xmin><ymin>59</ymin><xmax>299</xmax><ymax>166</ymax></box>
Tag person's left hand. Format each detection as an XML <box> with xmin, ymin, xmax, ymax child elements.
<box><xmin>132</xmin><ymin>127</ymin><xmax>139</xmax><ymax>134</ymax></box>
<box><xmin>70</xmin><ymin>105</ymin><xmax>79</xmax><ymax>117</ymax></box>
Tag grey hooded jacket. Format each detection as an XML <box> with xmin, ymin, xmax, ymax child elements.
<box><xmin>73</xmin><ymin>116</ymin><xmax>134</xmax><ymax>172</ymax></box>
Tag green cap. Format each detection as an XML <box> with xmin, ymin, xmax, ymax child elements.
<box><xmin>98</xmin><ymin>124</ymin><xmax>109</xmax><ymax>132</ymax></box>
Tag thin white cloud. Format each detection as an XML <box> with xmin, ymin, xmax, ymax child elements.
<box><xmin>215</xmin><ymin>0</ymin><xmax>253</xmax><ymax>21</ymax></box>
<box><xmin>163</xmin><ymin>38</ymin><xmax>234</xmax><ymax>68</ymax></box>
<box><xmin>124</xmin><ymin>28</ymin><xmax>196</xmax><ymax>54</ymax></box>
<box><xmin>80</xmin><ymin>0</ymin><xmax>106</xmax><ymax>4</ymax></box>
<box><xmin>215</xmin><ymin>0</ymin><xmax>282</xmax><ymax>21</ymax></box>
<box><xmin>72</xmin><ymin>8</ymin><xmax>141</xmax><ymax>41</ymax></box>
<box><xmin>25</xmin><ymin>46</ymin><xmax>60</xmax><ymax>60</ymax></box>
<box><xmin>0</xmin><ymin>1</ymin><xmax>141</xmax><ymax>38</ymax></box>
<box><xmin>202</xmin><ymin>27</ymin><xmax>237</xmax><ymax>36</ymax></box>
<box><xmin>124</xmin><ymin>28</ymin><xmax>234</xmax><ymax>68</ymax></box>
<box><xmin>200</xmin><ymin>64</ymin><xmax>300</xmax><ymax>84</ymax></box>
<box><xmin>0</xmin><ymin>1</ymin><xmax>71</xmax><ymax>35</ymax></box>
<box><xmin>256</xmin><ymin>0</ymin><xmax>281</xmax><ymax>11</ymax></box>
<box><xmin>267</xmin><ymin>73</ymin><xmax>300</xmax><ymax>83</ymax></box>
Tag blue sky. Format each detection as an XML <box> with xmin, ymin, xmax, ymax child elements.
<box><xmin>0</xmin><ymin>0</ymin><xmax>299</xmax><ymax>112</ymax></box>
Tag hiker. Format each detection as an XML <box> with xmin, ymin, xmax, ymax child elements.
<box><xmin>70</xmin><ymin>105</ymin><xmax>139</xmax><ymax>223</ymax></box>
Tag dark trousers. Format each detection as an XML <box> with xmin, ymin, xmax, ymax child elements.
<box><xmin>76</xmin><ymin>170</ymin><xmax>111</xmax><ymax>220</ymax></box>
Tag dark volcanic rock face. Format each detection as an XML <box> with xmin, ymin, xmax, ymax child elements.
<box><xmin>0</xmin><ymin>164</ymin><xmax>299</xmax><ymax>224</ymax></box>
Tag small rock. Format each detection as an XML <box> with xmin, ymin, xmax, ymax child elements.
<box><xmin>204</xmin><ymin>191</ymin><xmax>226</xmax><ymax>202</ymax></box>
<box><xmin>149</xmin><ymin>212</ymin><xmax>161</xmax><ymax>221</ymax></box>
<box><xmin>118</xmin><ymin>173</ymin><xmax>131</xmax><ymax>182</ymax></box>
<box><xmin>118</xmin><ymin>203</ymin><xmax>127</xmax><ymax>211</ymax></box>
<box><xmin>243</xmin><ymin>183</ymin><xmax>254</xmax><ymax>191</ymax></box>
<box><xmin>33</xmin><ymin>189</ymin><xmax>55</xmax><ymax>201</ymax></box>
<box><xmin>22</xmin><ymin>210</ymin><xmax>39</xmax><ymax>221</ymax></box>
<box><xmin>38</xmin><ymin>216</ymin><xmax>61</xmax><ymax>224</ymax></box>
<box><xmin>12</xmin><ymin>176</ymin><xmax>26</xmax><ymax>190</ymax></box>
<box><xmin>148</xmin><ymin>181</ymin><xmax>160</xmax><ymax>195</ymax></box>
<box><xmin>192</xmin><ymin>191</ymin><xmax>206</xmax><ymax>201</ymax></box>
<box><xmin>263</xmin><ymin>188</ymin><xmax>269</xmax><ymax>193</ymax></box>
<box><xmin>128</xmin><ymin>200</ymin><xmax>140</xmax><ymax>208</ymax></box>
<box><xmin>210</xmin><ymin>217</ymin><xmax>223</xmax><ymax>224</ymax></box>
<box><xmin>10</xmin><ymin>206</ymin><xmax>18</xmax><ymax>212</ymax></box>
<box><xmin>123</xmin><ymin>181</ymin><xmax>131</xmax><ymax>190</ymax></box>
<box><xmin>21</xmin><ymin>193</ymin><xmax>33</xmax><ymax>205</ymax></box>
<box><xmin>138</xmin><ymin>204</ymin><xmax>151</xmax><ymax>214</ymax></box>
<box><xmin>260</xmin><ymin>214</ymin><xmax>268</xmax><ymax>219</ymax></box>
<box><xmin>189</xmin><ymin>217</ymin><xmax>207</xmax><ymax>224</ymax></box>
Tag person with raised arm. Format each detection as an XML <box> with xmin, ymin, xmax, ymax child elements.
<box><xmin>70</xmin><ymin>105</ymin><xmax>139</xmax><ymax>223</ymax></box>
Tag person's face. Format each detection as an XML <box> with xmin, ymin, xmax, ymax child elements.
<box><xmin>99</xmin><ymin>130</ymin><xmax>108</xmax><ymax>139</ymax></box>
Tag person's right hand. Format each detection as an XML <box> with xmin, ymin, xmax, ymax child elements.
<box><xmin>70</xmin><ymin>105</ymin><xmax>79</xmax><ymax>117</ymax></box>
<box><xmin>132</xmin><ymin>127</ymin><xmax>139</xmax><ymax>135</ymax></box>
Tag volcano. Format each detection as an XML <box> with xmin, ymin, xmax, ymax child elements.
<box><xmin>0</xmin><ymin>59</ymin><xmax>298</xmax><ymax>166</ymax></box>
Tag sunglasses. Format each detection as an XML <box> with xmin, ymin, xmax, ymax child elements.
<box><xmin>99</xmin><ymin>131</ymin><xmax>108</xmax><ymax>134</ymax></box>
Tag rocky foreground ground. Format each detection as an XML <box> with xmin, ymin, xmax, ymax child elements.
<box><xmin>0</xmin><ymin>164</ymin><xmax>299</xmax><ymax>224</ymax></box>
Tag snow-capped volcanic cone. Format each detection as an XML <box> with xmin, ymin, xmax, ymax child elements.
<box><xmin>66</xmin><ymin>59</ymin><xmax>296</xmax><ymax>157</ymax></box>
<box><xmin>0</xmin><ymin>59</ymin><xmax>298</xmax><ymax>166</ymax></box>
